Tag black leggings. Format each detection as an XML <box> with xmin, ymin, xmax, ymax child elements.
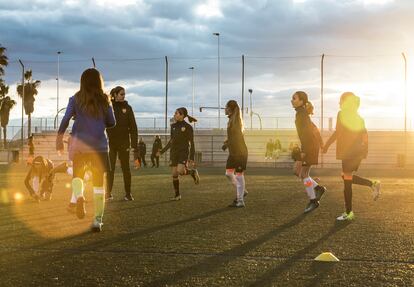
<box><xmin>108</xmin><ymin>147</ymin><xmax>131</xmax><ymax>195</ymax></box>
<box><xmin>151</xmin><ymin>153</ymin><xmax>159</xmax><ymax>167</ymax></box>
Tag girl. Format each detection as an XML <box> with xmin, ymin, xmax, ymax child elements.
<box><xmin>291</xmin><ymin>91</ymin><xmax>327</xmax><ymax>213</ymax></box>
<box><xmin>106</xmin><ymin>86</ymin><xmax>138</xmax><ymax>201</ymax></box>
<box><xmin>222</xmin><ymin>100</ymin><xmax>248</xmax><ymax>207</ymax></box>
<box><xmin>56</xmin><ymin>68</ymin><xmax>115</xmax><ymax>232</ymax></box>
<box><xmin>160</xmin><ymin>107</ymin><xmax>199</xmax><ymax>201</ymax></box>
<box><xmin>24</xmin><ymin>156</ymin><xmax>54</xmax><ymax>201</ymax></box>
<box><xmin>323</xmin><ymin>92</ymin><xmax>381</xmax><ymax>221</ymax></box>
<box><xmin>151</xmin><ymin>135</ymin><xmax>162</xmax><ymax>168</ymax></box>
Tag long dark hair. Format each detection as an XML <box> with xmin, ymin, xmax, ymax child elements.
<box><xmin>226</xmin><ymin>100</ymin><xmax>244</xmax><ymax>132</ymax></box>
<box><xmin>110</xmin><ymin>86</ymin><xmax>125</xmax><ymax>101</ymax></box>
<box><xmin>176</xmin><ymin>107</ymin><xmax>197</xmax><ymax>123</ymax></box>
<box><xmin>293</xmin><ymin>91</ymin><xmax>314</xmax><ymax>115</ymax></box>
<box><xmin>75</xmin><ymin>68</ymin><xmax>110</xmax><ymax>118</ymax></box>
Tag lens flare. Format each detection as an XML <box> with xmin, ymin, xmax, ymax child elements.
<box><xmin>0</xmin><ymin>188</ymin><xmax>9</xmax><ymax>204</ymax></box>
<box><xmin>14</xmin><ymin>192</ymin><xmax>24</xmax><ymax>202</ymax></box>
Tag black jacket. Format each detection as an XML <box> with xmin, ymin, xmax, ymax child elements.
<box><xmin>295</xmin><ymin>106</ymin><xmax>322</xmax><ymax>154</ymax></box>
<box><xmin>106</xmin><ymin>101</ymin><xmax>138</xmax><ymax>150</ymax></box>
<box><xmin>226</xmin><ymin>123</ymin><xmax>248</xmax><ymax>157</ymax></box>
<box><xmin>325</xmin><ymin>111</ymin><xmax>368</xmax><ymax>160</ymax></box>
<box><xmin>160</xmin><ymin>120</ymin><xmax>195</xmax><ymax>160</ymax></box>
<box><xmin>152</xmin><ymin>138</ymin><xmax>162</xmax><ymax>154</ymax></box>
<box><xmin>138</xmin><ymin>141</ymin><xmax>146</xmax><ymax>156</ymax></box>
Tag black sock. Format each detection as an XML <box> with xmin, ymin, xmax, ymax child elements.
<box><xmin>344</xmin><ymin>180</ymin><xmax>353</xmax><ymax>213</ymax></box>
<box><xmin>173</xmin><ymin>176</ymin><xmax>179</xmax><ymax>196</ymax></box>
<box><xmin>352</xmin><ymin>175</ymin><xmax>372</xmax><ymax>187</ymax></box>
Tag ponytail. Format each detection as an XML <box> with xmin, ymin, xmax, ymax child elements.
<box><xmin>177</xmin><ymin>107</ymin><xmax>198</xmax><ymax>123</ymax></box>
<box><xmin>294</xmin><ymin>91</ymin><xmax>314</xmax><ymax>115</ymax></box>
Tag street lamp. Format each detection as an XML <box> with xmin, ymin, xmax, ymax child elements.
<box><xmin>188</xmin><ymin>67</ymin><xmax>195</xmax><ymax>116</ymax></box>
<box><xmin>213</xmin><ymin>32</ymin><xmax>221</xmax><ymax>129</ymax></box>
<box><xmin>56</xmin><ymin>51</ymin><xmax>62</xmax><ymax>129</ymax></box>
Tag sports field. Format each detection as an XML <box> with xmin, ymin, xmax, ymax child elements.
<box><xmin>0</xmin><ymin>166</ymin><xmax>413</xmax><ymax>286</ymax></box>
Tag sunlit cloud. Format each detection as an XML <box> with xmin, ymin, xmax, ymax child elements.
<box><xmin>195</xmin><ymin>0</ymin><xmax>223</xmax><ymax>18</ymax></box>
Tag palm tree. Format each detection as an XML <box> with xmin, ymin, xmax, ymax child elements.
<box><xmin>0</xmin><ymin>45</ymin><xmax>8</xmax><ymax>77</ymax></box>
<box><xmin>0</xmin><ymin>82</ymin><xmax>9</xmax><ymax>147</ymax></box>
<box><xmin>0</xmin><ymin>96</ymin><xmax>16</xmax><ymax>148</ymax></box>
<box><xmin>17</xmin><ymin>70</ymin><xmax>41</xmax><ymax>136</ymax></box>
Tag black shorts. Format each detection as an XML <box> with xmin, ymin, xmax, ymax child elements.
<box><xmin>226</xmin><ymin>154</ymin><xmax>247</xmax><ymax>173</ymax></box>
<box><xmin>301</xmin><ymin>148</ymin><xmax>319</xmax><ymax>167</ymax></box>
<box><xmin>73</xmin><ymin>152</ymin><xmax>110</xmax><ymax>186</ymax></box>
<box><xmin>342</xmin><ymin>158</ymin><xmax>362</xmax><ymax>173</ymax></box>
<box><xmin>170</xmin><ymin>151</ymin><xmax>189</xmax><ymax>167</ymax></box>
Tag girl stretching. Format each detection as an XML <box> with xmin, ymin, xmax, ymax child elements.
<box><xmin>160</xmin><ymin>107</ymin><xmax>199</xmax><ymax>201</ymax></box>
<box><xmin>291</xmin><ymin>91</ymin><xmax>327</xmax><ymax>213</ymax></box>
<box><xmin>323</xmin><ymin>92</ymin><xmax>380</xmax><ymax>221</ymax></box>
<box><xmin>222</xmin><ymin>100</ymin><xmax>248</xmax><ymax>207</ymax></box>
<box><xmin>57</xmin><ymin>68</ymin><xmax>115</xmax><ymax>232</ymax></box>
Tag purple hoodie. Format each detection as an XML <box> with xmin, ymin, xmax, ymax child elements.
<box><xmin>57</xmin><ymin>96</ymin><xmax>116</xmax><ymax>160</ymax></box>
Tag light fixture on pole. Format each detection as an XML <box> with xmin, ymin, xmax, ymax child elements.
<box><xmin>213</xmin><ymin>32</ymin><xmax>221</xmax><ymax>129</ymax></box>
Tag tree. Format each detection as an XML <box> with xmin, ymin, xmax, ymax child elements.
<box><xmin>0</xmin><ymin>83</ymin><xmax>9</xmax><ymax>146</ymax></box>
<box><xmin>16</xmin><ymin>70</ymin><xmax>41</xmax><ymax>136</ymax></box>
<box><xmin>0</xmin><ymin>45</ymin><xmax>8</xmax><ymax>77</ymax></box>
<box><xmin>0</xmin><ymin>96</ymin><xmax>16</xmax><ymax>148</ymax></box>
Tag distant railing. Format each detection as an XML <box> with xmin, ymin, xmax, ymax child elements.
<box><xmin>4</xmin><ymin>115</ymin><xmax>414</xmax><ymax>145</ymax></box>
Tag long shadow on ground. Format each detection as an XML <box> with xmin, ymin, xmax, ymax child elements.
<box><xmin>143</xmin><ymin>213</ymin><xmax>308</xmax><ymax>287</ymax></box>
<box><xmin>248</xmin><ymin>222</ymin><xmax>350</xmax><ymax>287</ymax></box>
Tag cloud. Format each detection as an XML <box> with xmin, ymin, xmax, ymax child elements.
<box><xmin>0</xmin><ymin>0</ymin><xmax>413</xmax><ymax>129</ymax></box>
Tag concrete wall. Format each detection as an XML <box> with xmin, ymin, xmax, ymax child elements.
<box><xmin>15</xmin><ymin>129</ymin><xmax>414</xmax><ymax>169</ymax></box>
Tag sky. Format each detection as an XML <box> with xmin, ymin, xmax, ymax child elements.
<box><xmin>1</xmin><ymin>0</ymin><xmax>414</xmax><ymax>130</ymax></box>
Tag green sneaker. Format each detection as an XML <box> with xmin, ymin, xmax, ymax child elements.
<box><xmin>336</xmin><ymin>211</ymin><xmax>355</xmax><ymax>221</ymax></box>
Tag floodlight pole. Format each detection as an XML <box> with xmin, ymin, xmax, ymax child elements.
<box><xmin>402</xmin><ymin>52</ymin><xmax>407</xmax><ymax>164</ymax></box>
<box><xmin>18</xmin><ymin>59</ymin><xmax>25</xmax><ymax>148</ymax></box>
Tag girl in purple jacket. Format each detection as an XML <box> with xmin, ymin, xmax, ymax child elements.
<box><xmin>57</xmin><ymin>68</ymin><xmax>115</xmax><ymax>232</ymax></box>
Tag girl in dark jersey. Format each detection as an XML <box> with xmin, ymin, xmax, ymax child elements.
<box><xmin>291</xmin><ymin>91</ymin><xmax>327</xmax><ymax>213</ymax></box>
<box><xmin>222</xmin><ymin>100</ymin><xmax>248</xmax><ymax>207</ymax></box>
<box><xmin>323</xmin><ymin>92</ymin><xmax>381</xmax><ymax>221</ymax></box>
<box><xmin>160</xmin><ymin>107</ymin><xmax>200</xmax><ymax>200</ymax></box>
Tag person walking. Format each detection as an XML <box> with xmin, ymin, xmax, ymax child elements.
<box><xmin>106</xmin><ymin>86</ymin><xmax>138</xmax><ymax>201</ymax></box>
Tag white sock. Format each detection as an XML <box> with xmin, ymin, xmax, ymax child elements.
<box><xmin>303</xmin><ymin>177</ymin><xmax>316</xmax><ymax>200</ymax></box>
<box><xmin>66</xmin><ymin>167</ymin><xmax>73</xmax><ymax>176</ymax></box>
<box><xmin>225</xmin><ymin>171</ymin><xmax>237</xmax><ymax>187</ymax></box>
<box><xmin>235</xmin><ymin>174</ymin><xmax>245</xmax><ymax>201</ymax></box>
<box><xmin>32</xmin><ymin>176</ymin><xmax>40</xmax><ymax>195</ymax></box>
<box><xmin>70</xmin><ymin>192</ymin><xmax>76</xmax><ymax>204</ymax></box>
<box><xmin>310</xmin><ymin>177</ymin><xmax>318</xmax><ymax>188</ymax></box>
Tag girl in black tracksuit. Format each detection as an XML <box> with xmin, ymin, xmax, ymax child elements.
<box><xmin>222</xmin><ymin>100</ymin><xmax>248</xmax><ymax>207</ymax></box>
<box><xmin>291</xmin><ymin>91</ymin><xmax>327</xmax><ymax>213</ymax></box>
<box><xmin>138</xmin><ymin>137</ymin><xmax>147</xmax><ymax>167</ymax></box>
<box><xmin>151</xmin><ymin>135</ymin><xmax>162</xmax><ymax>167</ymax></box>
<box><xmin>323</xmin><ymin>92</ymin><xmax>381</xmax><ymax>221</ymax></box>
<box><xmin>160</xmin><ymin>107</ymin><xmax>199</xmax><ymax>200</ymax></box>
<box><xmin>106</xmin><ymin>86</ymin><xmax>138</xmax><ymax>201</ymax></box>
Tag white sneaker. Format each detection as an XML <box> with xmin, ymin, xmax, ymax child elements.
<box><xmin>91</xmin><ymin>218</ymin><xmax>103</xmax><ymax>232</ymax></box>
<box><xmin>229</xmin><ymin>199</ymin><xmax>245</xmax><ymax>208</ymax></box>
<box><xmin>336</xmin><ymin>211</ymin><xmax>355</xmax><ymax>221</ymax></box>
<box><xmin>371</xmin><ymin>180</ymin><xmax>381</xmax><ymax>201</ymax></box>
<box><xmin>170</xmin><ymin>195</ymin><xmax>181</xmax><ymax>201</ymax></box>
